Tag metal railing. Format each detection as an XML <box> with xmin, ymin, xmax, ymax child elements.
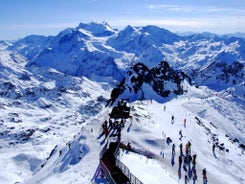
<box><xmin>99</xmin><ymin>138</ymin><xmax>143</xmax><ymax>184</ymax></box>
<box><xmin>99</xmin><ymin>143</ymin><xmax>108</xmax><ymax>158</ymax></box>
<box><xmin>114</xmin><ymin>144</ymin><xmax>143</xmax><ymax>184</ymax></box>
<box><xmin>115</xmin><ymin>157</ymin><xmax>143</xmax><ymax>184</ymax></box>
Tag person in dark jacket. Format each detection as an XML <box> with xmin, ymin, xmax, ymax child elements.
<box><xmin>166</xmin><ymin>137</ymin><xmax>172</xmax><ymax>145</ymax></box>
<box><xmin>172</xmin><ymin>144</ymin><xmax>175</xmax><ymax>156</ymax></box>
<box><xmin>179</xmin><ymin>155</ymin><xmax>183</xmax><ymax>167</ymax></box>
<box><xmin>171</xmin><ymin>115</ymin><xmax>175</xmax><ymax>124</ymax></box>
<box><xmin>202</xmin><ymin>168</ymin><xmax>207</xmax><ymax>184</ymax></box>
<box><xmin>179</xmin><ymin>143</ymin><xmax>183</xmax><ymax>156</ymax></box>
<box><xmin>192</xmin><ymin>154</ymin><xmax>197</xmax><ymax>166</ymax></box>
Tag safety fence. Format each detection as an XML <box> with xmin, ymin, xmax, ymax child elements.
<box><xmin>99</xmin><ymin>143</ymin><xmax>108</xmax><ymax>158</ymax></box>
<box><xmin>99</xmin><ymin>141</ymin><xmax>143</xmax><ymax>184</ymax></box>
<box><xmin>114</xmin><ymin>143</ymin><xmax>143</xmax><ymax>184</ymax></box>
<box><xmin>115</xmin><ymin>158</ymin><xmax>143</xmax><ymax>184</ymax></box>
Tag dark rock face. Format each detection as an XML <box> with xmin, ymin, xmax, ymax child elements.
<box><xmin>107</xmin><ymin>61</ymin><xmax>191</xmax><ymax>104</ymax></box>
<box><xmin>192</xmin><ymin>60</ymin><xmax>244</xmax><ymax>89</ymax></box>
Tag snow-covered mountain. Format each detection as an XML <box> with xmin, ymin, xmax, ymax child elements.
<box><xmin>7</xmin><ymin>21</ymin><xmax>245</xmax><ymax>91</ymax></box>
<box><xmin>0</xmin><ymin>22</ymin><xmax>244</xmax><ymax>184</ymax></box>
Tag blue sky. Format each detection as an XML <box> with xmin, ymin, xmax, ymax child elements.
<box><xmin>1</xmin><ymin>0</ymin><xmax>245</xmax><ymax>40</ymax></box>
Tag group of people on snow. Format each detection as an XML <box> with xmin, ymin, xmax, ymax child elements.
<box><xmin>163</xmin><ymin>132</ymin><xmax>208</xmax><ymax>184</ymax></box>
<box><xmin>161</xmin><ymin>108</ymin><xmax>208</xmax><ymax>183</ymax></box>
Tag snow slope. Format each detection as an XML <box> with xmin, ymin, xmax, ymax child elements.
<box><xmin>0</xmin><ymin>45</ymin><xmax>112</xmax><ymax>184</ymax></box>
<box><xmin>118</xmin><ymin>87</ymin><xmax>245</xmax><ymax>184</ymax></box>
<box><xmin>0</xmin><ymin>22</ymin><xmax>244</xmax><ymax>184</ymax></box>
<box><xmin>5</xmin><ymin>83</ymin><xmax>243</xmax><ymax>184</ymax></box>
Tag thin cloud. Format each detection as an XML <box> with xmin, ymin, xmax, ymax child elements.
<box><xmin>1</xmin><ymin>22</ymin><xmax>78</xmax><ymax>30</ymax></box>
<box><xmin>109</xmin><ymin>16</ymin><xmax>245</xmax><ymax>33</ymax></box>
<box><xmin>148</xmin><ymin>4</ymin><xmax>195</xmax><ymax>12</ymax></box>
<box><xmin>147</xmin><ymin>4</ymin><xmax>245</xmax><ymax>14</ymax></box>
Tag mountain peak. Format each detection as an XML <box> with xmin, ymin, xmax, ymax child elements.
<box><xmin>106</xmin><ymin>61</ymin><xmax>190</xmax><ymax>105</ymax></box>
<box><xmin>76</xmin><ymin>21</ymin><xmax>115</xmax><ymax>37</ymax></box>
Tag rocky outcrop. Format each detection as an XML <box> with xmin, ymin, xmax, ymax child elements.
<box><xmin>107</xmin><ymin>61</ymin><xmax>191</xmax><ymax>104</ymax></box>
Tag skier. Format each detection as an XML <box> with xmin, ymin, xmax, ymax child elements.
<box><xmin>187</xmin><ymin>141</ymin><xmax>192</xmax><ymax>155</ymax></box>
<box><xmin>179</xmin><ymin>155</ymin><xmax>183</xmax><ymax>167</ymax></box>
<box><xmin>192</xmin><ymin>154</ymin><xmax>197</xmax><ymax>166</ymax></box>
<box><xmin>188</xmin><ymin>157</ymin><xmax>192</xmax><ymax>178</ymax></box>
<box><xmin>188</xmin><ymin>155</ymin><xmax>192</xmax><ymax>165</ymax></box>
<box><xmin>212</xmin><ymin>143</ymin><xmax>216</xmax><ymax>155</ymax></box>
<box><xmin>183</xmin><ymin>156</ymin><xmax>188</xmax><ymax>172</ymax></box>
<box><xmin>184</xmin><ymin>172</ymin><xmax>188</xmax><ymax>184</ymax></box>
<box><xmin>127</xmin><ymin>142</ymin><xmax>131</xmax><ymax>150</ymax></box>
<box><xmin>179</xmin><ymin>130</ymin><xmax>183</xmax><ymax>141</ymax></box>
<box><xmin>185</xmin><ymin>143</ymin><xmax>189</xmax><ymax>156</ymax></box>
<box><xmin>192</xmin><ymin>167</ymin><xmax>197</xmax><ymax>184</ymax></box>
<box><xmin>171</xmin><ymin>115</ymin><xmax>174</xmax><ymax>124</ymax></box>
<box><xmin>184</xmin><ymin>118</ymin><xmax>187</xmax><ymax>127</ymax></box>
<box><xmin>166</xmin><ymin>137</ymin><xmax>172</xmax><ymax>145</ymax></box>
<box><xmin>178</xmin><ymin>166</ymin><xmax>181</xmax><ymax>179</ymax></box>
<box><xmin>172</xmin><ymin>143</ymin><xmax>175</xmax><ymax>156</ymax></box>
<box><xmin>202</xmin><ymin>168</ymin><xmax>208</xmax><ymax>184</ymax></box>
<box><xmin>160</xmin><ymin>151</ymin><xmax>165</xmax><ymax>159</ymax></box>
<box><xmin>179</xmin><ymin>143</ymin><xmax>183</xmax><ymax>156</ymax></box>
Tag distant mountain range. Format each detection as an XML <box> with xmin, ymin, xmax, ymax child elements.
<box><xmin>3</xmin><ymin>21</ymin><xmax>245</xmax><ymax>95</ymax></box>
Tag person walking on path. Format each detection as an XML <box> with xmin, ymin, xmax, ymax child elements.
<box><xmin>184</xmin><ymin>118</ymin><xmax>187</xmax><ymax>127</ymax></box>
